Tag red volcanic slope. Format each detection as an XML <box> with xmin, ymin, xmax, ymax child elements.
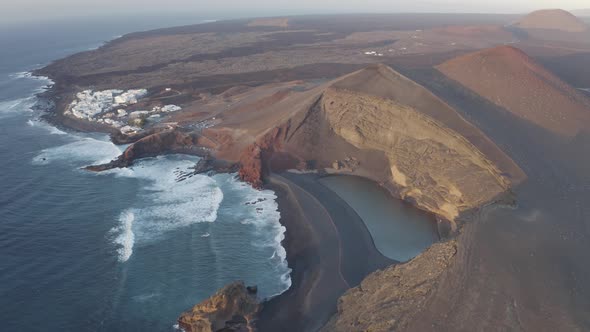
<box><xmin>437</xmin><ymin>45</ymin><xmax>590</xmax><ymax>137</ymax></box>
<box><xmin>513</xmin><ymin>9</ymin><xmax>589</xmax><ymax>32</ymax></box>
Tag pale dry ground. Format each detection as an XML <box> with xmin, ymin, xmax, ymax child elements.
<box><xmin>38</xmin><ymin>14</ymin><xmax>523</xmax><ymax>93</ymax></box>
<box><xmin>247</xmin><ymin>18</ymin><xmax>290</xmax><ymax>28</ymax></box>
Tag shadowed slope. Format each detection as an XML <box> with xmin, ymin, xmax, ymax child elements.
<box><xmin>437</xmin><ymin>46</ymin><xmax>590</xmax><ymax>137</ymax></box>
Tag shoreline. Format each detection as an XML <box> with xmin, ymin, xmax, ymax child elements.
<box><xmin>32</xmin><ymin>83</ymin><xmax>437</xmax><ymax>330</ymax></box>
<box><xmin>33</xmin><ymin>75</ymin><xmax>447</xmax><ymax>332</ymax></box>
<box><xmin>257</xmin><ymin>172</ymin><xmax>394</xmax><ymax>332</ymax></box>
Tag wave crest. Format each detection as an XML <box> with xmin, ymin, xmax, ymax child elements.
<box><xmin>112</xmin><ymin>210</ymin><xmax>135</xmax><ymax>262</ymax></box>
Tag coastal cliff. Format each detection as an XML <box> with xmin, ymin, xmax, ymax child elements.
<box><xmin>238</xmin><ymin>126</ymin><xmax>288</xmax><ymax>188</ymax></box>
<box><xmin>178</xmin><ymin>282</ymin><xmax>259</xmax><ymax>332</ymax></box>
<box><xmin>86</xmin><ymin>130</ymin><xmax>216</xmax><ymax>171</ymax></box>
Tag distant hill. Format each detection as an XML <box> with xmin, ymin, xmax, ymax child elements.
<box><xmin>512</xmin><ymin>9</ymin><xmax>588</xmax><ymax>32</ymax></box>
<box><xmin>437</xmin><ymin>46</ymin><xmax>590</xmax><ymax>137</ymax></box>
<box><xmin>572</xmin><ymin>9</ymin><xmax>590</xmax><ymax>17</ymax></box>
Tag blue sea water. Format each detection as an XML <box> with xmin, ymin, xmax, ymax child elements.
<box><xmin>0</xmin><ymin>17</ymin><xmax>290</xmax><ymax>331</ymax></box>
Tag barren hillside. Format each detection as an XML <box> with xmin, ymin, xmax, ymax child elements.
<box><xmin>437</xmin><ymin>45</ymin><xmax>590</xmax><ymax>136</ymax></box>
<box><xmin>513</xmin><ymin>9</ymin><xmax>588</xmax><ymax>32</ymax></box>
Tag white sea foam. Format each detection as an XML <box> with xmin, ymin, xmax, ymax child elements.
<box><xmin>32</xmin><ymin>135</ymin><xmax>124</xmax><ymax>166</ymax></box>
<box><xmin>8</xmin><ymin>71</ymin><xmax>53</xmax><ymax>86</ymax></box>
<box><xmin>126</xmin><ymin>157</ymin><xmax>224</xmax><ymax>237</ymax></box>
<box><xmin>172</xmin><ymin>324</ymin><xmax>186</xmax><ymax>332</ymax></box>
<box><xmin>9</xmin><ymin>71</ymin><xmax>31</xmax><ymax>79</ymax></box>
<box><xmin>112</xmin><ymin>210</ymin><xmax>135</xmax><ymax>262</ymax></box>
<box><xmin>131</xmin><ymin>292</ymin><xmax>160</xmax><ymax>302</ymax></box>
<box><xmin>0</xmin><ymin>73</ymin><xmax>53</xmax><ymax>119</ymax></box>
<box><xmin>26</xmin><ymin>118</ymin><xmax>67</xmax><ymax>135</ymax></box>
<box><xmin>105</xmin><ymin>156</ymin><xmax>224</xmax><ymax>262</ymax></box>
<box><xmin>214</xmin><ymin>174</ymin><xmax>292</xmax><ymax>291</ymax></box>
<box><xmin>0</xmin><ymin>97</ymin><xmax>35</xmax><ymax>118</ymax></box>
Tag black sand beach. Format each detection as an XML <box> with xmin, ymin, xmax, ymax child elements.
<box><xmin>257</xmin><ymin>172</ymin><xmax>393</xmax><ymax>331</ymax></box>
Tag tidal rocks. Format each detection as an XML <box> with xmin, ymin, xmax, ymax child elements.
<box><xmin>177</xmin><ymin>281</ymin><xmax>259</xmax><ymax>332</ymax></box>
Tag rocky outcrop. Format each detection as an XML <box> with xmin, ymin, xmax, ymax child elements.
<box><xmin>238</xmin><ymin>144</ymin><xmax>264</xmax><ymax>188</ymax></box>
<box><xmin>86</xmin><ymin>130</ymin><xmax>215</xmax><ymax>171</ymax></box>
<box><xmin>238</xmin><ymin>126</ymin><xmax>288</xmax><ymax>188</ymax></box>
<box><xmin>178</xmin><ymin>282</ymin><xmax>260</xmax><ymax>332</ymax></box>
<box><xmin>321</xmin><ymin>241</ymin><xmax>457</xmax><ymax>332</ymax></box>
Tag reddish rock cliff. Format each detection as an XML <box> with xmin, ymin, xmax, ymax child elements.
<box><xmin>178</xmin><ymin>282</ymin><xmax>259</xmax><ymax>332</ymax></box>
<box><xmin>238</xmin><ymin>126</ymin><xmax>289</xmax><ymax>188</ymax></box>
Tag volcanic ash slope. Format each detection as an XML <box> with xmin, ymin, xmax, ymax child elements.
<box><xmin>512</xmin><ymin>9</ymin><xmax>589</xmax><ymax>32</ymax></box>
<box><xmin>437</xmin><ymin>45</ymin><xmax>590</xmax><ymax>137</ymax></box>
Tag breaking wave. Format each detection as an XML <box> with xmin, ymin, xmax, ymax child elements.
<box><xmin>214</xmin><ymin>174</ymin><xmax>292</xmax><ymax>291</ymax></box>
<box><xmin>27</xmin><ymin>118</ymin><xmax>67</xmax><ymax>135</ymax></box>
<box><xmin>112</xmin><ymin>210</ymin><xmax>135</xmax><ymax>262</ymax></box>
<box><xmin>32</xmin><ymin>135</ymin><xmax>124</xmax><ymax>166</ymax></box>
<box><xmin>0</xmin><ymin>72</ymin><xmax>52</xmax><ymax>119</ymax></box>
<box><xmin>120</xmin><ymin>156</ymin><xmax>225</xmax><ymax>243</ymax></box>
<box><xmin>0</xmin><ymin>97</ymin><xmax>35</xmax><ymax>118</ymax></box>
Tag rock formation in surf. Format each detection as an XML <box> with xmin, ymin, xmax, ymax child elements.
<box><xmin>437</xmin><ymin>45</ymin><xmax>590</xmax><ymax>137</ymax></box>
<box><xmin>177</xmin><ymin>281</ymin><xmax>259</xmax><ymax>332</ymax></box>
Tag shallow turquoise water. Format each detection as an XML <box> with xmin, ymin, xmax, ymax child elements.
<box><xmin>319</xmin><ymin>175</ymin><xmax>439</xmax><ymax>262</ymax></box>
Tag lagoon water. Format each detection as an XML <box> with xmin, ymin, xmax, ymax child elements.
<box><xmin>320</xmin><ymin>175</ymin><xmax>439</xmax><ymax>262</ymax></box>
<box><xmin>0</xmin><ymin>17</ymin><xmax>289</xmax><ymax>331</ymax></box>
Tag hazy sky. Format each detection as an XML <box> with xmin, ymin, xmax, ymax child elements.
<box><xmin>1</xmin><ymin>0</ymin><xmax>588</xmax><ymax>23</ymax></box>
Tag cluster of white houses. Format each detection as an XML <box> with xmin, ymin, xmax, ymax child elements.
<box><xmin>364</xmin><ymin>50</ymin><xmax>384</xmax><ymax>56</ymax></box>
<box><xmin>66</xmin><ymin>89</ymin><xmax>182</xmax><ymax>134</ymax></box>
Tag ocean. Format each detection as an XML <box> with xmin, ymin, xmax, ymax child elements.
<box><xmin>0</xmin><ymin>16</ymin><xmax>290</xmax><ymax>331</ymax></box>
